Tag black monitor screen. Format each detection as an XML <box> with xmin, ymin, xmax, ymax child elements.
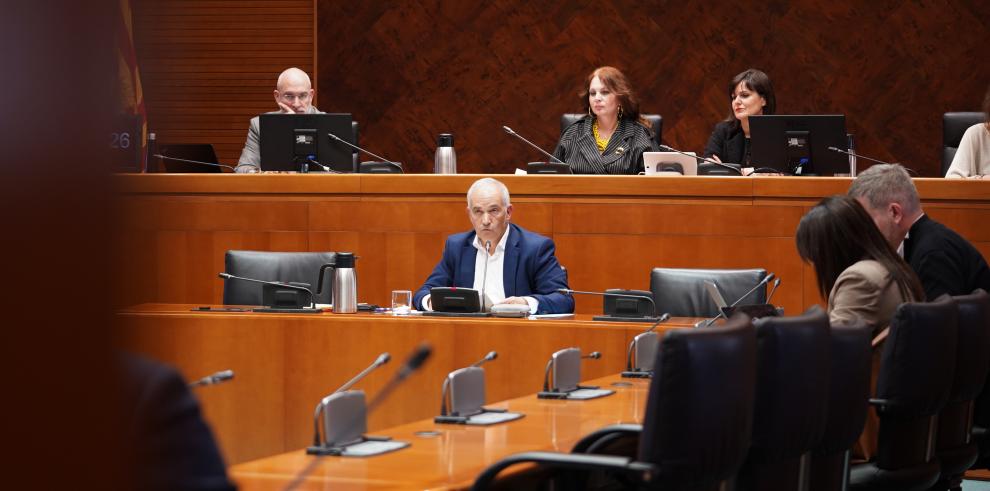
<box><xmin>259</xmin><ymin>113</ymin><xmax>355</xmax><ymax>172</ymax></box>
<box><xmin>749</xmin><ymin>115</ymin><xmax>848</xmax><ymax>176</ymax></box>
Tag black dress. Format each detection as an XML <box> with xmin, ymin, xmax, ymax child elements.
<box><xmin>703</xmin><ymin>121</ymin><xmax>750</xmax><ymax>165</ymax></box>
<box><xmin>552</xmin><ymin>116</ymin><xmax>658</xmax><ymax>175</ymax></box>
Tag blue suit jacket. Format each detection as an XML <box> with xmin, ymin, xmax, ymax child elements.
<box><xmin>414</xmin><ymin>224</ymin><xmax>574</xmax><ymax>314</ymax></box>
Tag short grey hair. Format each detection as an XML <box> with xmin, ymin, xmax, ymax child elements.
<box><xmin>466</xmin><ymin>178</ymin><xmax>510</xmax><ymax>207</ymax></box>
<box><xmin>848</xmin><ymin>164</ymin><xmax>921</xmax><ymax>214</ymax></box>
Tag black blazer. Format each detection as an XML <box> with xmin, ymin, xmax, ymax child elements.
<box><xmin>904</xmin><ymin>215</ymin><xmax>990</xmax><ymax>300</ymax></box>
<box><xmin>552</xmin><ymin>116</ymin><xmax>658</xmax><ymax>174</ymax></box>
<box><xmin>703</xmin><ymin>121</ymin><xmax>749</xmax><ymax>165</ymax></box>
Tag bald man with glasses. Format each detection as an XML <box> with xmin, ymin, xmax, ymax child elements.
<box><xmin>235</xmin><ymin>67</ymin><xmax>323</xmax><ymax>173</ymax></box>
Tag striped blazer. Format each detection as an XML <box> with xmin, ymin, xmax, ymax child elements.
<box><xmin>552</xmin><ymin>116</ymin><xmax>658</xmax><ymax>175</ymax></box>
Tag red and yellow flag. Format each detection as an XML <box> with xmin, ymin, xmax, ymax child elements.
<box><xmin>117</xmin><ymin>0</ymin><xmax>147</xmax><ymax>168</ymax></box>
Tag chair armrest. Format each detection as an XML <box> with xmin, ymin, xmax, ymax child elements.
<box><xmin>571</xmin><ymin>424</ymin><xmax>644</xmax><ymax>454</ymax></box>
<box><xmin>470</xmin><ymin>451</ymin><xmax>655</xmax><ymax>491</ymax></box>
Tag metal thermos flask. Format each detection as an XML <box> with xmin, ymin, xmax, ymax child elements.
<box><xmin>434</xmin><ymin>133</ymin><xmax>457</xmax><ymax>174</ymax></box>
<box><xmin>331</xmin><ymin>252</ymin><xmax>358</xmax><ymax>314</ymax></box>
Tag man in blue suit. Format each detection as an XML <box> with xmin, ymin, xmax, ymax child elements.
<box><xmin>414</xmin><ymin>178</ymin><xmax>574</xmax><ymax>314</ymax></box>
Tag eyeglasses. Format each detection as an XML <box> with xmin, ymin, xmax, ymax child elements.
<box><xmin>279</xmin><ymin>92</ymin><xmax>311</xmax><ymax>103</ymax></box>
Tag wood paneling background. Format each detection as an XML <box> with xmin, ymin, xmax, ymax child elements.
<box><xmin>316</xmin><ymin>1</ymin><xmax>990</xmax><ymax>176</ymax></box>
<box><xmin>133</xmin><ymin>0</ymin><xmax>315</xmax><ymax>167</ymax></box>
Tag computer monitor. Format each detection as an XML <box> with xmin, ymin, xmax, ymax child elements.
<box><xmin>159</xmin><ymin>144</ymin><xmax>222</xmax><ymax>173</ymax></box>
<box><xmin>259</xmin><ymin>113</ymin><xmax>355</xmax><ymax>172</ymax></box>
<box><xmin>749</xmin><ymin>115</ymin><xmax>848</xmax><ymax>175</ymax></box>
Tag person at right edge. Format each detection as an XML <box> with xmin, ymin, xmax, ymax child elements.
<box><xmin>945</xmin><ymin>83</ymin><xmax>990</xmax><ymax>178</ymax></box>
<box><xmin>703</xmin><ymin>68</ymin><xmax>776</xmax><ymax>168</ymax></box>
<box><xmin>848</xmin><ymin>163</ymin><xmax>990</xmax><ymax>300</ymax></box>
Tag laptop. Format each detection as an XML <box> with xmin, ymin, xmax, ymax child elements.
<box><xmin>160</xmin><ymin>144</ymin><xmax>223</xmax><ymax>173</ymax></box>
<box><xmin>643</xmin><ymin>152</ymin><xmax>698</xmax><ymax>176</ymax></box>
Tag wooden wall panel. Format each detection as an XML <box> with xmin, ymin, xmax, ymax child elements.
<box><xmin>317</xmin><ymin>1</ymin><xmax>990</xmax><ymax>176</ymax></box>
<box><xmin>133</xmin><ymin>0</ymin><xmax>315</xmax><ymax>167</ymax></box>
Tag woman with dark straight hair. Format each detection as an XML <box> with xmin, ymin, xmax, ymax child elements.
<box><xmin>552</xmin><ymin>66</ymin><xmax>658</xmax><ymax>175</ymax></box>
<box><xmin>703</xmin><ymin>68</ymin><xmax>776</xmax><ymax>166</ymax></box>
<box><xmin>795</xmin><ymin>194</ymin><xmax>923</xmax><ymax>461</ymax></box>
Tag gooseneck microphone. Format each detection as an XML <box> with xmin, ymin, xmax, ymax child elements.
<box><xmin>472</xmin><ymin>350</ymin><xmax>498</xmax><ymax>368</ymax></box>
<box><xmin>310</xmin><ymin>352</ymin><xmax>391</xmax><ymax>446</ymax></box>
<box><xmin>502</xmin><ymin>126</ymin><xmax>566</xmax><ymax>164</ymax></box>
<box><xmin>327</xmin><ymin>132</ymin><xmax>400</xmax><ymax>167</ymax></box>
<box><xmin>479</xmin><ymin>240</ymin><xmax>492</xmax><ymax>312</ymax></box>
<box><xmin>367</xmin><ymin>343</ymin><xmax>432</xmax><ymax>412</ymax></box>
<box><xmin>826</xmin><ymin>147</ymin><xmax>919</xmax><ymax>175</ymax></box>
<box><xmin>217</xmin><ymin>272</ymin><xmax>316</xmax><ymax>308</ymax></box>
<box><xmin>582</xmin><ymin>351</ymin><xmax>602</xmax><ymax>359</ymax></box>
<box><xmin>766</xmin><ymin>277</ymin><xmax>782</xmax><ymax>305</ymax></box>
<box><xmin>154</xmin><ymin>154</ymin><xmax>236</xmax><ymax>172</ymax></box>
<box><xmin>557</xmin><ymin>288</ymin><xmax>659</xmax><ymax>318</ymax></box>
<box><xmin>624</xmin><ymin>313</ymin><xmax>671</xmax><ymax>372</ymax></box>
<box><xmin>440</xmin><ymin>350</ymin><xmax>499</xmax><ymax>417</ymax></box>
<box><xmin>188</xmin><ymin>369</ymin><xmax>234</xmax><ymax>388</ymax></box>
<box><xmin>702</xmin><ymin>273</ymin><xmax>777</xmax><ymax>327</ymax></box>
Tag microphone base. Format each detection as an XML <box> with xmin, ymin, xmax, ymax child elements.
<box><xmin>592</xmin><ymin>315</ymin><xmax>662</xmax><ymax>323</ymax></box>
<box><xmin>620</xmin><ymin>370</ymin><xmax>653</xmax><ymax>379</ymax></box>
<box><xmin>537</xmin><ymin>391</ymin><xmax>570</xmax><ymax>400</ymax></box>
<box><xmin>306</xmin><ymin>435</ymin><xmax>409</xmax><ymax>457</ymax></box>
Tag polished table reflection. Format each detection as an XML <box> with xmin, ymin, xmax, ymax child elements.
<box><xmin>117</xmin><ymin>303</ymin><xmax>698</xmax><ymax>464</ymax></box>
<box><xmin>229</xmin><ymin>373</ymin><xmax>650</xmax><ymax>490</ymax></box>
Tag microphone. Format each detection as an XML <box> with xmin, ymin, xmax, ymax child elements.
<box><xmin>479</xmin><ymin>240</ymin><xmax>491</xmax><ymax>312</ymax></box>
<box><xmin>582</xmin><ymin>351</ymin><xmax>602</xmax><ymax>359</ymax></box>
<box><xmin>154</xmin><ymin>154</ymin><xmax>236</xmax><ymax>172</ymax></box>
<box><xmin>702</xmin><ymin>273</ymin><xmax>776</xmax><ymax>327</ymax></box>
<box><xmin>471</xmin><ymin>350</ymin><xmax>498</xmax><ymax>368</ymax></box>
<box><xmin>217</xmin><ymin>272</ymin><xmax>316</xmax><ymax>308</ymax></box>
<box><xmin>367</xmin><ymin>343</ymin><xmax>432</xmax><ymax>412</ymax></box>
<box><xmin>327</xmin><ymin>132</ymin><xmax>400</xmax><ymax>167</ymax></box>
<box><xmin>440</xmin><ymin>350</ymin><xmax>499</xmax><ymax>417</ymax></box>
<box><xmin>310</xmin><ymin>352</ymin><xmax>391</xmax><ymax>446</ymax></box>
<box><xmin>766</xmin><ymin>277</ymin><xmax>781</xmax><ymax>305</ymax></box>
<box><xmin>502</xmin><ymin>126</ymin><xmax>566</xmax><ymax>165</ymax></box>
<box><xmin>624</xmin><ymin>313</ymin><xmax>670</xmax><ymax>372</ymax></box>
<box><xmin>826</xmin><ymin>147</ymin><xmax>919</xmax><ymax>175</ymax></box>
<box><xmin>188</xmin><ymin>369</ymin><xmax>234</xmax><ymax>388</ymax></box>
<box><xmin>302</xmin><ymin>156</ymin><xmax>343</xmax><ymax>174</ymax></box>
<box><xmin>658</xmin><ymin>144</ymin><xmax>742</xmax><ymax>175</ymax></box>
<box><xmin>557</xmin><ymin>288</ymin><xmax>659</xmax><ymax>318</ymax></box>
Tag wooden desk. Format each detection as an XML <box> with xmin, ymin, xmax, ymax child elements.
<box><xmin>229</xmin><ymin>373</ymin><xmax>651</xmax><ymax>490</ymax></box>
<box><xmin>118</xmin><ymin>304</ymin><xmax>695</xmax><ymax>464</ymax></box>
<box><xmin>114</xmin><ymin>175</ymin><xmax>990</xmax><ymax>316</ymax></box>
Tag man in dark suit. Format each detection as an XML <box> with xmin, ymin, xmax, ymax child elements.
<box><xmin>414</xmin><ymin>178</ymin><xmax>574</xmax><ymax>314</ymax></box>
<box><xmin>849</xmin><ymin>164</ymin><xmax>990</xmax><ymax>300</ymax></box>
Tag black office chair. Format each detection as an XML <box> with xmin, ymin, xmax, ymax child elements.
<box><xmin>849</xmin><ymin>298</ymin><xmax>959</xmax><ymax>491</ymax></box>
<box><xmin>736</xmin><ymin>307</ymin><xmax>832</xmax><ymax>491</ymax></box>
<box><xmin>222</xmin><ymin>250</ymin><xmax>336</xmax><ymax>306</ymax></box>
<box><xmin>471</xmin><ymin>314</ymin><xmax>757</xmax><ymax>491</ymax></box>
<box><xmin>561</xmin><ymin>113</ymin><xmax>663</xmax><ymax>145</ymax></box>
<box><xmin>932</xmin><ymin>290</ymin><xmax>990</xmax><ymax>491</ymax></box>
<box><xmin>810</xmin><ymin>321</ymin><xmax>874</xmax><ymax>491</ymax></box>
<box><xmin>942</xmin><ymin>112</ymin><xmax>984</xmax><ymax>176</ymax></box>
<box><xmin>650</xmin><ymin>267</ymin><xmax>768</xmax><ymax>318</ymax></box>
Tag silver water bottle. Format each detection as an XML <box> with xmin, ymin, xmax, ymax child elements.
<box><xmin>847</xmin><ymin>133</ymin><xmax>857</xmax><ymax>177</ymax></box>
<box><xmin>434</xmin><ymin>133</ymin><xmax>457</xmax><ymax>174</ymax></box>
<box><xmin>331</xmin><ymin>252</ymin><xmax>358</xmax><ymax>314</ymax></box>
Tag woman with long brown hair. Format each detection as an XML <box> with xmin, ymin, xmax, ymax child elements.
<box><xmin>796</xmin><ymin>194</ymin><xmax>924</xmax><ymax>460</ymax></box>
<box><xmin>552</xmin><ymin>66</ymin><xmax>658</xmax><ymax>174</ymax></box>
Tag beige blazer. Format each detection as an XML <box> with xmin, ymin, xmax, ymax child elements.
<box><xmin>827</xmin><ymin>259</ymin><xmax>915</xmax><ymax>336</ymax></box>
